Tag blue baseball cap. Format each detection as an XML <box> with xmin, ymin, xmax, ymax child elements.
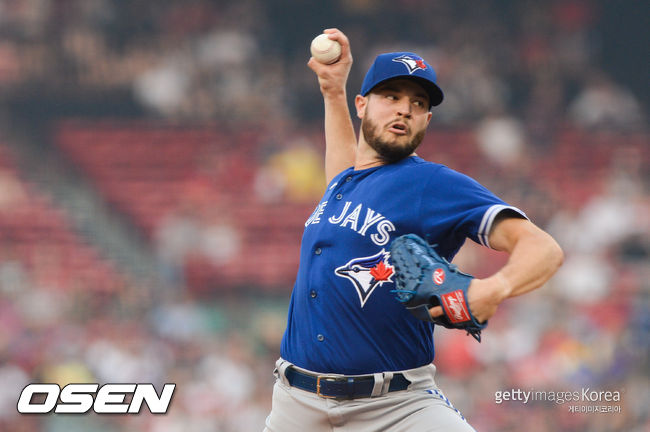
<box><xmin>360</xmin><ymin>52</ymin><xmax>444</xmax><ymax>108</ymax></box>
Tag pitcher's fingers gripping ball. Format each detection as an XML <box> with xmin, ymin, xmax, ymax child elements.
<box><xmin>310</xmin><ymin>33</ymin><xmax>342</xmax><ymax>64</ymax></box>
<box><xmin>390</xmin><ymin>234</ymin><xmax>487</xmax><ymax>342</ymax></box>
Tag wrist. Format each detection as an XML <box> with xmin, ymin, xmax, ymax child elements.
<box><xmin>491</xmin><ymin>272</ymin><xmax>512</xmax><ymax>301</ymax></box>
<box><xmin>321</xmin><ymin>87</ymin><xmax>347</xmax><ymax>100</ymax></box>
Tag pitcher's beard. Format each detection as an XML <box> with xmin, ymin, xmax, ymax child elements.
<box><xmin>361</xmin><ymin>117</ymin><xmax>425</xmax><ymax>164</ymax></box>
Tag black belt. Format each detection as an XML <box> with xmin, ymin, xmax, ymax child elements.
<box><xmin>284</xmin><ymin>366</ymin><xmax>411</xmax><ymax>399</ymax></box>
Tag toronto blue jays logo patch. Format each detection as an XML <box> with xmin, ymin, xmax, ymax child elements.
<box><xmin>392</xmin><ymin>54</ymin><xmax>427</xmax><ymax>74</ymax></box>
<box><xmin>335</xmin><ymin>249</ymin><xmax>395</xmax><ymax>307</ymax></box>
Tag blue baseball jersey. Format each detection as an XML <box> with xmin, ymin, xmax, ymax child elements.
<box><xmin>280</xmin><ymin>156</ymin><xmax>526</xmax><ymax>375</ymax></box>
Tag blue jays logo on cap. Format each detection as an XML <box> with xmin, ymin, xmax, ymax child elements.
<box><xmin>392</xmin><ymin>54</ymin><xmax>428</xmax><ymax>74</ymax></box>
<box><xmin>335</xmin><ymin>249</ymin><xmax>395</xmax><ymax>307</ymax></box>
<box><xmin>360</xmin><ymin>51</ymin><xmax>444</xmax><ymax>107</ymax></box>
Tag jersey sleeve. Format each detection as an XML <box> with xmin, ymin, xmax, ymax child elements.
<box><xmin>419</xmin><ymin>166</ymin><xmax>527</xmax><ymax>256</ymax></box>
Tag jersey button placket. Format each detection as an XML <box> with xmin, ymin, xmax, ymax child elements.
<box><xmin>317</xmin><ymin>334</ymin><xmax>324</xmax><ymax>342</ymax></box>
<box><xmin>315</xmin><ymin>247</ymin><xmax>322</xmax><ymax>255</ymax></box>
<box><xmin>310</xmin><ymin>290</ymin><xmax>317</xmax><ymax>298</ymax></box>
<box><xmin>335</xmin><ymin>193</ymin><xmax>342</xmax><ymax>200</ymax></box>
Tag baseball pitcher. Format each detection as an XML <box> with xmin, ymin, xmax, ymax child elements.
<box><xmin>264</xmin><ymin>29</ymin><xmax>563</xmax><ymax>432</ymax></box>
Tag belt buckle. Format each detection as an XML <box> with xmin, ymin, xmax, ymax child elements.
<box><xmin>316</xmin><ymin>374</ymin><xmax>342</xmax><ymax>399</ymax></box>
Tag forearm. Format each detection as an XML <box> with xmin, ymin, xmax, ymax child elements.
<box><xmin>323</xmin><ymin>91</ymin><xmax>356</xmax><ymax>183</ymax></box>
<box><xmin>490</xmin><ymin>226</ymin><xmax>564</xmax><ymax>300</ymax></box>
<box><xmin>463</xmin><ymin>218</ymin><xmax>563</xmax><ymax>323</ymax></box>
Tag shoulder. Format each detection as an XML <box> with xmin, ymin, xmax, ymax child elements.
<box><xmin>387</xmin><ymin>156</ymin><xmax>445</xmax><ymax>175</ymax></box>
<box><xmin>400</xmin><ymin>156</ymin><xmax>481</xmax><ymax>186</ymax></box>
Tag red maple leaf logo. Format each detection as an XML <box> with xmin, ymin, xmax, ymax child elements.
<box><xmin>370</xmin><ymin>261</ymin><xmax>393</xmax><ymax>281</ymax></box>
<box><xmin>415</xmin><ymin>59</ymin><xmax>427</xmax><ymax>70</ymax></box>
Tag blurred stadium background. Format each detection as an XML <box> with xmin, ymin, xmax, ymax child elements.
<box><xmin>0</xmin><ymin>0</ymin><xmax>647</xmax><ymax>431</ymax></box>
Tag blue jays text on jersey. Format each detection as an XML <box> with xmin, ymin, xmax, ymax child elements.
<box><xmin>306</xmin><ymin>199</ymin><xmax>396</xmax><ymax>246</ymax></box>
<box><xmin>281</xmin><ymin>156</ymin><xmax>526</xmax><ymax>375</ymax></box>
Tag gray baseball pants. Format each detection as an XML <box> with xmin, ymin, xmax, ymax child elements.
<box><xmin>264</xmin><ymin>358</ymin><xmax>475</xmax><ymax>432</ymax></box>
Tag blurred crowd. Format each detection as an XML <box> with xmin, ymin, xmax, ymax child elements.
<box><xmin>0</xmin><ymin>0</ymin><xmax>646</xmax><ymax>129</ymax></box>
<box><xmin>0</xmin><ymin>0</ymin><xmax>648</xmax><ymax>431</ymax></box>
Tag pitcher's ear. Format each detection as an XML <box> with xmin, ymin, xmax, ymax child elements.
<box><xmin>355</xmin><ymin>94</ymin><xmax>368</xmax><ymax>119</ymax></box>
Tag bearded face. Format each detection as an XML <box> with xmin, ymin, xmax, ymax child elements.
<box><xmin>361</xmin><ymin>114</ymin><xmax>426</xmax><ymax>164</ymax></box>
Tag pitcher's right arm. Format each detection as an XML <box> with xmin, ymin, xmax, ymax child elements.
<box><xmin>307</xmin><ymin>29</ymin><xmax>357</xmax><ymax>184</ymax></box>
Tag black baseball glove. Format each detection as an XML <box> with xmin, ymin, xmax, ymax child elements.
<box><xmin>389</xmin><ymin>234</ymin><xmax>486</xmax><ymax>342</ymax></box>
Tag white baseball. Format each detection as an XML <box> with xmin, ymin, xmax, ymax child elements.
<box><xmin>310</xmin><ymin>34</ymin><xmax>342</xmax><ymax>64</ymax></box>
